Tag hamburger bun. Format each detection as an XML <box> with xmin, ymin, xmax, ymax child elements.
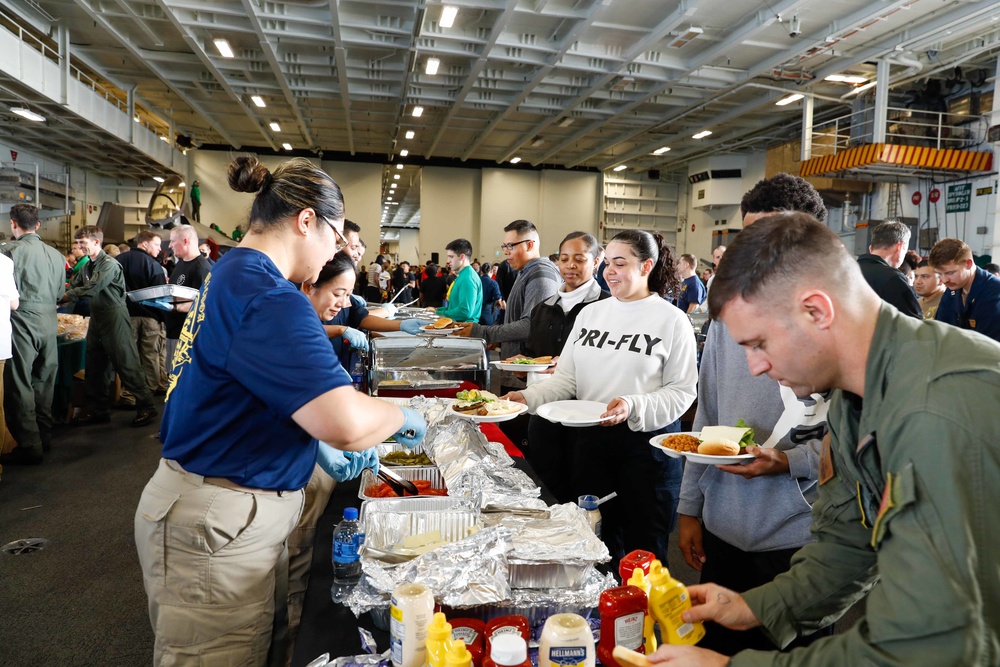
<box><xmin>531</xmin><ymin>356</ymin><xmax>553</xmax><ymax>364</ymax></box>
<box><xmin>697</xmin><ymin>438</ymin><xmax>740</xmax><ymax>456</ymax></box>
<box><xmin>432</xmin><ymin>317</ymin><xmax>455</xmax><ymax>329</ymax></box>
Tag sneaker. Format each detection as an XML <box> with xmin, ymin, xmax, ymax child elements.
<box><xmin>132</xmin><ymin>408</ymin><xmax>159</xmax><ymax>428</ymax></box>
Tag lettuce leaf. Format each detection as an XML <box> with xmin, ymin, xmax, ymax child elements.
<box><xmin>735</xmin><ymin>419</ymin><xmax>756</xmax><ymax>448</ymax></box>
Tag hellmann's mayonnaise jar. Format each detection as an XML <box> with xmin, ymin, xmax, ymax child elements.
<box><xmin>390</xmin><ymin>583</ymin><xmax>435</xmax><ymax>667</ymax></box>
<box><xmin>538</xmin><ymin>613</ymin><xmax>595</xmax><ymax>667</ymax></box>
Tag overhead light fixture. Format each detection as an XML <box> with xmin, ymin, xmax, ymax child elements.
<box><xmin>152</xmin><ymin>176</ymin><xmax>165</xmax><ymax>183</ymax></box>
<box><xmin>425</xmin><ymin>58</ymin><xmax>440</xmax><ymax>76</ymax></box>
<box><xmin>387</xmin><ymin>196</ymin><xmax>393</xmax><ymax>201</ymax></box>
<box><xmin>394</xmin><ymin>174</ymin><xmax>400</xmax><ymax>180</ymax></box>
<box><xmin>412</xmin><ymin>106</ymin><xmax>424</xmax><ymax>118</ymax></box>
<box><xmin>440</xmin><ymin>5</ymin><xmax>458</xmax><ymax>28</ymax></box>
<box><xmin>159</xmin><ymin>135</ymin><xmax>170</xmax><ymax>143</ymax></box>
<box><xmin>668</xmin><ymin>26</ymin><xmax>703</xmax><ymax>49</ymax></box>
<box><xmin>825</xmin><ymin>74</ymin><xmax>869</xmax><ymax>84</ymax></box>
<box><xmin>390</xmin><ymin>183</ymin><xmax>397</xmax><ymax>189</ymax></box>
<box><xmin>613</xmin><ymin>165</ymin><xmax>628</xmax><ymax>172</ymax></box>
<box><xmin>179</xmin><ymin>182</ymin><xmax>186</xmax><ymax>188</ymax></box>
<box><xmin>652</xmin><ymin>147</ymin><xmax>671</xmax><ymax>155</ymax></box>
<box><xmin>776</xmin><ymin>93</ymin><xmax>804</xmax><ymax>106</ymax></box>
<box><xmin>282</xmin><ymin>142</ymin><xmax>293</xmax><ymax>150</ymax></box>
<box><xmin>11</xmin><ymin>107</ymin><xmax>46</xmax><ymax>122</ymax></box>
<box><xmin>269</xmin><ymin>121</ymin><xmax>281</xmax><ymax>132</ymax></box>
<box><xmin>396</xmin><ymin>164</ymin><xmax>404</xmax><ymax>170</ymax></box>
<box><xmin>400</xmin><ymin>149</ymin><xmax>409</xmax><ymax>157</ymax></box>
<box><xmin>692</xmin><ymin>130</ymin><xmax>712</xmax><ymax>139</ymax></box>
<box><xmin>133</xmin><ymin>114</ymin><xmax>140</xmax><ymax>123</ymax></box>
<box><xmin>510</xmin><ymin>157</ymin><xmax>521</xmax><ymax>164</ymax></box>
<box><xmin>214</xmin><ymin>38</ymin><xmax>235</xmax><ymax>58</ymax></box>
<box><xmin>405</xmin><ymin>130</ymin><xmax>415</xmax><ymax>139</ymax></box>
<box><xmin>251</xmin><ymin>95</ymin><xmax>266</xmax><ymax>108</ymax></box>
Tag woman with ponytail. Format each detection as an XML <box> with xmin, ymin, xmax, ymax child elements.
<box><xmin>506</xmin><ymin>229</ymin><xmax>697</xmax><ymax>571</ymax></box>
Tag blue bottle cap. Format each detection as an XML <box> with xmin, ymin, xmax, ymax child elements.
<box><xmin>578</xmin><ymin>495</ymin><xmax>599</xmax><ymax>511</ymax></box>
<box><xmin>344</xmin><ymin>507</ymin><xmax>359</xmax><ymax>520</ymax></box>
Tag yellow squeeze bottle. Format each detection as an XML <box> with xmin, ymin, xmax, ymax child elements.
<box><xmin>445</xmin><ymin>640</ymin><xmax>473</xmax><ymax>667</ymax></box>
<box><xmin>627</xmin><ymin>566</ymin><xmax>658</xmax><ymax>653</ymax></box>
<box><xmin>426</xmin><ymin>612</ymin><xmax>454</xmax><ymax>667</ymax></box>
<box><xmin>647</xmin><ymin>564</ymin><xmax>705</xmax><ymax>645</ymax></box>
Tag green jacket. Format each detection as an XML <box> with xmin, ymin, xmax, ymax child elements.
<box><xmin>739</xmin><ymin>305</ymin><xmax>1000</xmax><ymax>666</ymax></box>
<box><xmin>64</xmin><ymin>250</ymin><xmax>128</xmax><ymax>313</ymax></box>
<box><xmin>437</xmin><ymin>265</ymin><xmax>483</xmax><ymax>323</ymax></box>
<box><xmin>0</xmin><ymin>233</ymin><xmax>65</xmax><ymax>314</ymax></box>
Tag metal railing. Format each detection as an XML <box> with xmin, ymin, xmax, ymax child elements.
<box><xmin>809</xmin><ymin>106</ymin><xmax>987</xmax><ymax>158</ymax></box>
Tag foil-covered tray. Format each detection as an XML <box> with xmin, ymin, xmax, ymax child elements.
<box><xmin>357</xmin><ymin>466</ymin><xmax>446</xmax><ymax>500</ymax></box>
<box><xmin>359</xmin><ymin>501</ymin><xmax>480</xmax><ymax>553</ymax></box>
<box><xmin>507</xmin><ymin>560</ymin><xmax>594</xmax><ymax>589</ymax></box>
<box><xmin>127</xmin><ymin>284</ymin><xmax>200</xmax><ymax>303</ymax></box>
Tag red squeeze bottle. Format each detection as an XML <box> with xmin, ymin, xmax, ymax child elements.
<box><xmin>619</xmin><ymin>550</ymin><xmax>657</xmax><ymax>583</ymax></box>
<box><xmin>484</xmin><ymin>615</ymin><xmax>531</xmax><ymax>657</ymax></box>
<box><xmin>597</xmin><ymin>585</ymin><xmax>649</xmax><ymax>667</ymax></box>
<box><xmin>450</xmin><ymin>618</ymin><xmax>486</xmax><ymax>667</ymax></box>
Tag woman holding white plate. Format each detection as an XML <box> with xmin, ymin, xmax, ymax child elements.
<box><xmin>505</xmin><ymin>229</ymin><xmax>697</xmax><ymax>570</ymax></box>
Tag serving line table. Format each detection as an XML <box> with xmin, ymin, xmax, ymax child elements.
<box><xmin>291</xmin><ymin>455</ymin><xmax>554</xmax><ymax>666</ymax></box>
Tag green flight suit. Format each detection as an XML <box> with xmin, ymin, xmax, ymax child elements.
<box><xmin>0</xmin><ymin>233</ymin><xmax>65</xmax><ymax>455</ymax></box>
<box><xmin>737</xmin><ymin>305</ymin><xmax>1000</xmax><ymax>666</ymax></box>
<box><xmin>64</xmin><ymin>250</ymin><xmax>154</xmax><ymax>417</ymax></box>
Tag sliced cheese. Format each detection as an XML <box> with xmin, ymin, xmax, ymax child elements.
<box><xmin>700</xmin><ymin>425</ymin><xmax>751</xmax><ymax>444</ymax></box>
<box><xmin>400</xmin><ymin>530</ymin><xmax>442</xmax><ymax>548</ymax></box>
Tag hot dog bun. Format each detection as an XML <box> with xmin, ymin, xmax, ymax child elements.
<box><xmin>432</xmin><ymin>317</ymin><xmax>454</xmax><ymax>329</ymax></box>
<box><xmin>611</xmin><ymin>646</ymin><xmax>652</xmax><ymax>667</ymax></box>
<box><xmin>697</xmin><ymin>438</ymin><xmax>740</xmax><ymax>456</ymax></box>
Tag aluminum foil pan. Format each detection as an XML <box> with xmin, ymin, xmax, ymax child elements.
<box><xmin>359</xmin><ymin>503</ymin><xmax>480</xmax><ymax>553</ymax></box>
<box><xmin>500</xmin><ymin>503</ymin><xmax>610</xmax><ymax>566</ymax></box>
<box><xmin>374</xmin><ymin>442</ymin><xmax>430</xmax><ymax>465</ymax></box>
<box><xmin>357</xmin><ymin>466</ymin><xmax>445</xmax><ymax>500</ymax></box>
<box><xmin>507</xmin><ymin>561</ymin><xmax>594</xmax><ymax>589</ymax></box>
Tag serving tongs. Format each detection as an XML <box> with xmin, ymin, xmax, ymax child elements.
<box><xmin>376</xmin><ymin>466</ymin><xmax>420</xmax><ymax>496</ymax></box>
<box><xmin>359</xmin><ymin>543</ymin><xmax>419</xmax><ymax>564</ymax></box>
<box><xmin>481</xmin><ymin>504</ymin><xmax>551</xmax><ymax>519</ymax></box>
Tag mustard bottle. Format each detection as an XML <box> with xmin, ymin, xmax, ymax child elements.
<box><xmin>445</xmin><ymin>640</ymin><xmax>474</xmax><ymax>667</ymax></box>
<box><xmin>427</xmin><ymin>612</ymin><xmax>454</xmax><ymax>667</ymax></box>
<box><xmin>627</xmin><ymin>566</ymin><xmax>658</xmax><ymax>653</ymax></box>
<box><xmin>647</xmin><ymin>564</ymin><xmax>705</xmax><ymax>645</ymax></box>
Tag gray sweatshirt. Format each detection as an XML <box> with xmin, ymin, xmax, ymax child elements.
<box><xmin>471</xmin><ymin>257</ymin><xmax>561</xmax><ymax>388</ymax></box>
<box><xmin>678</xmin><ymin>319</ymin><xmax>829</xmax><ymax>552</ymax></box>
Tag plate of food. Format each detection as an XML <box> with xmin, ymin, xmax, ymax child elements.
<box><xmin>650</xmin><ymin>423</ymin><xmax>757</xmax><ymax>465</ymax></box>
<box><xmin>450</xmin><ymin>389</ymin><xmax>527</xmax><ymax>422</ymax></box>
<box><xmin>535</xmin><ymin>400</ymin><xmax>614</xmax><ymax>427</ymax></box>
<box><xmin>419</xmin><ymin>317</ymin><xmax>465</xmax><ymax>336</ymax></box>
<box><xmin>491</xmin><ymin>356</ymin><xmax>555</xmax><ymax>372</ymax></box>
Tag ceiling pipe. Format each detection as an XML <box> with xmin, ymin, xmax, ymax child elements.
<box><xmin>841</xmin><ymin>51</ymin><xmax>923</xmax><ymax>99</ymax></box>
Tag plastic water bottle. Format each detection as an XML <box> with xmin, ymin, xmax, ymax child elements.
<box><xmin>331</xmin><ymin>507</ymin><xmax>364</xmax><ymax>602</ymax></box>
<box><xmin>350</xmin><ymin>358</ymin><xmax>365</xmax><ymax>392</ymax></box>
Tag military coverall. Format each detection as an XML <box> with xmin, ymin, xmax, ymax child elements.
<box><xmin>736</xmin><ymin>305</ymin><xmax>1000</xmax><ymax>666</ymax></box>
<box><xmin>64</xmin><ymin>250</ymin><xmax>155</xmax><ymax>418</ymax></box>
<box><xmin>0</xmin><ymin>233</ymin><xmax>65</xmax><ymax>456</ymax></box>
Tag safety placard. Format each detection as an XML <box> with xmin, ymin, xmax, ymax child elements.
<box><xmin>945</xmin><ymin>183</ymin><xmax>971</xmax><ymax>213</ymax></box>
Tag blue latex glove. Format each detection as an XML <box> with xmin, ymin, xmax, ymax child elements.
<box><xmin>382</xmin><ymin>303</ymin><xmax>398</xmax><ymax>318</ymax></box>
<box><xmin>316</xmin><ymin>442</ymin><xmax>378</xmax><ymax>481</ymax></box>
<box><xmin>144</xmin><ymin>297</ymin><xmax>174</xmax><ymax>312</ymax></box>
<box><xmin>399</xmin><ymin>319</ymin><xmax>433</xmax><ymax>335</ymax></box>
<box><xmin>394</xmin><ymin>407</ymin><xmax>427</xmax><ymax>449</ymax></box>
<box><xmin>342</xmin><ymin>327</ymin><xmax>369</xmax><ymax>352</ymax></box>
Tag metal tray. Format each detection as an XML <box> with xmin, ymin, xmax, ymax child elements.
<box><xmin>127</xmin><ymin>284</ymin><xmax>200</xmax><ymax>303</ymax></box>
<box><xmin>375</xmin><ymin>442</ymin><xmax>431</xmax><ymax>466</ymax></box>
<box><xmin>357</xmin><ymin>466</ymin><xmax>445</xmax><ymax>500</ymax></box>
<box><xmin>507</xmin><ymin>560</ymin><xmax>594</xmax><ymax>589</ymax></box>
<box><xmin>359</xmin><ymin>500</ymin><xmax>480</xmax><ymax>553</ymax></box>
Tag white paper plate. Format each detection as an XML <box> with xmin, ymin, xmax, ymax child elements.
<box><xmin>649</xmin><ymin>432</ymin><xmax>702</xmax><ymax>459</ymax></box>
<box><xmin>449</xmin><ymin>400</ymin><xmax>528</xmax><ymax>423</ymax></box>
<box><xmin>536</xmin><ymin>400</ymin><xmax>614</xmax><ymax>427</ymax></box>
<box><xmin>491</xmin><ymin>360</ymin><xmax>554</xmax><ymax>372</ymax></box>
<box><xmin>418</xmin><ymin>325</ymin><xmax>463</xmax><ymax>337</ymax></box>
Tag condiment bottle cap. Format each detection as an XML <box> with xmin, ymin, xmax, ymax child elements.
<box><xmin>489</xmin><ymin>635</ymin><xmax>527</xmax><ymax>666</ymax></box>
<box><xmin>577</xmin><ymin>495</ymin><xmax>599</xmax><ymax>511</ymax></box>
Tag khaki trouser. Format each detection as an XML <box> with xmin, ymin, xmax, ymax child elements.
<box><xmin>135</xmin><ymin>459</ymin><xmax>304</xmax><ymax>666</ymax></box>
<box><xmin>283</xmin><ymin>465</ymin><xmax>337</xmax><ymax>666</ymax></box>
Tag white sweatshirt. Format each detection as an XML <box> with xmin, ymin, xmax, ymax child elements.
<box><xmin>521</xmin><ymin>295</ymin><xmax>698</xmax><ymax>432</ymax></box>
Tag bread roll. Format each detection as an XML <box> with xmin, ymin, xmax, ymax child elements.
<box><xmin>432</xmin><ymin>317</ymin><xmax>454</xmax><ymax>329</ymax></box>
<box><xmin>697</xmin><ymin>438</ymin><xmax>740</xmax><ymax>456</ymax></box>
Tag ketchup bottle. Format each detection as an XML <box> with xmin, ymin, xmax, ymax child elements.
<box><xmin>482</xmin><ymin>634</ymin><xmax>532</xmax><ymax>667</ymax></box>
<box><xmin>451</xmin><ymin>618</ymin><xmax>486</xmax><ymax>667</ymax></box>
<box><xmin>597</xmin><ymin>585</ymin><xmax>649</xmax><ymax>667</ymax></box>
<box><xmin>484</xmin><ymin>615</ymin><xmax>531</xmax><ymax>657</ymax></box>
<box><xmin>618</xmin><ymin>550</ymin><xmax>657</xmax><ymax>583</ymax></box>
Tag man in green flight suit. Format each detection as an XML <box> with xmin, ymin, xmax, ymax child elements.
<box><xmin>190</xmin><ymin>179</ymin><xmax>201</xmax><ymax>222</ymax></box>
<box><xmin>647</xmin><ymin>212</ymin><xmax>1000</xmax><ymax>666</ymax></box>
<box><xmin>0</xmin><ymin>204</ymin><xmax>65</xmax><ymax>465</ymax></box>
<box><xmin>62</xmin><ymin>226</ymin><xmax>158</xmax><ymax>428</ymax></box>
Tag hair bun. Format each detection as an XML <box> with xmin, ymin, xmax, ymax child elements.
<box><xmin>227</xmin><ymin>156</ymin><xmax>271</xmax><ymax>193</ymax></box>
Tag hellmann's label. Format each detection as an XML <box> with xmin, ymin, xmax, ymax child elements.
<box><xmin>614</xmin><ymin>612</ymin><xmax>645</xmax><ymax>649</ymax></box>
<box><xmin>549</xmin><ymin>647</ymin><xmax>588</xmax><ymax>667</ymax></box>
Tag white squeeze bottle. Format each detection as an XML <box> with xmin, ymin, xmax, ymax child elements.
<box><xmin>390</xmin><ymin>583</ymin><xmax>435</xmax><ymax>667</ymax></box>
<box><xmin>538</xmin><ymin>613</ymin><xmax>595</xmax><ymax>667</ymax></box>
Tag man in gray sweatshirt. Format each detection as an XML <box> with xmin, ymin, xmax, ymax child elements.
<box><xmin>678</xmin><ymin>174</ymin><xmax>833</xmax><ymax>655</ymax></box>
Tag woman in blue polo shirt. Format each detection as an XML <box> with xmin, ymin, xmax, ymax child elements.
<box><xmin>134</xmin><ymin>156</ymin><xmax>426</xmax><ymax>666</ymax></box>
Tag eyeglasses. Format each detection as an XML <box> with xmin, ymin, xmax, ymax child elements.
<box><xmin>500</xmin><ymin>239</ymin><xmax>531</xmax><ymax>252</ymax></box>
<box><xmin>320</xmin><ymin>215</ymin><xmax>349</xmax><ymax>252</ymax></box>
